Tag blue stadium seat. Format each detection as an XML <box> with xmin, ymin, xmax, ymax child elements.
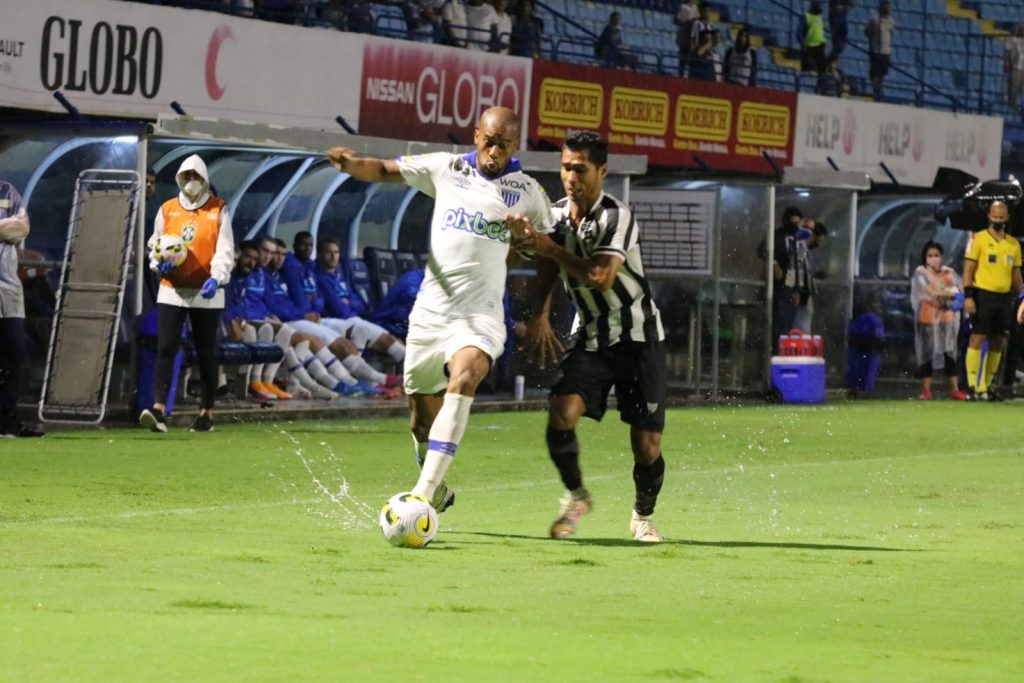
<box><xmin>364</xmin><ymin>247</ymin><xmax>399</xmax><ymax>304</ymax></box>
<box><xmin>345</xmin><ymin>258</ymin><xmax>376</xmax><ymax>311</ymax></box>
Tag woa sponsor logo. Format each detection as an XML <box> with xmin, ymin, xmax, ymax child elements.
<box><xmin>441</xmin><ymin>207</ymin><xmax>508</xmax><ymax>242</ymax></box>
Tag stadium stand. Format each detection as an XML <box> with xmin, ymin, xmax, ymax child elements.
<box><xmin>134</xmin><ymin>0</ymin><xmax>1024</xmax><ymax>117</ymax></box>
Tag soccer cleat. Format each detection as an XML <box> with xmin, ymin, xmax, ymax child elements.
<box><xmin>384</xmin><ymin>373</ymin><xmax>403</xmax><ymax>388</ymax></box>
<box><xmin>431</xmin><ymin>480</ymin><xmax>456</xmax><ymax>514</ymax></box>
<box><xmin>371</xmin><ymin>384</ymin><xmax>402</xmax><ymax>400</ymax></box>
<box><xmin>630</xmin><ymin>510</ymin><xmax>666</xmax><ymax>543</ymax></box>
<box><xmin>949</xmin><ymin>390</ymin><xmax>967</xmax><ymax>401</ymax></box>
<box><xmin>309</xmin><ymin>383</ymin><xmax>339</xmax><ymax>400</ymax></box>
<box><xmin>334</xmin><ymin>381</ymin><xmax>372</xmax><ymax>397</ymax></box>
<box><xmin>549</xmin><ymin>489</ymin><xmax>593</xmax><ymax>539</ymax></box>
<box><xmin>285</xmin><ymin>380</ymin><xmax>313</xmax><ymax>399</ymax></box>
<box><xmin>189</xmin><ymin>413</ymin><xmax>214</xmax><ymax>432</ymax></box>
<box><xmin>139</xmin><ymin>407</ymin><xmax>168</xmax><ymax>433</ymax></box>
<box><xmin>966</xmin><ymin>387</ymin><xmax>979</xmax><ymax>401</ymax></box>
<box><xmin>248</xmin><ymin>382</ymin><xmax>274</xmax><ymax>402</ymax></box>
<box><xmin>918</xmin><ymin>390</ymin><xmax>932</xmax><ymax>400</ymax></box>
<box><xmin>977</xmin><ymin>391</ymin><xmax>990</xmax><ymax>402</ymax></box>
<box><xmin>258</xmin><ymin>381</ymin><xmax>293</xmax><ymax>400</ymax></box>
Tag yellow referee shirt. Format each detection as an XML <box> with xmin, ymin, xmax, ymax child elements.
<box><xmin>964</xmin><ymin>229</ymin><xmax>1022</xmax><ymax>293</ymax></box>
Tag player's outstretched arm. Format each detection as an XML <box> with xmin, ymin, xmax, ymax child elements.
<box><xmin>326</xmin><ymin>147</ymin><xmax>404</xmax><ymax>183</ymax></box>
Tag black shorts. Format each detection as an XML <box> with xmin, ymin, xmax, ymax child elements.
<box><xmin>972</xmin><ymin>289</ymin><xmax>1014</xmax><ymax>337</ymax></box>
<box><xmin>869</xmin><ymin>53</ymin><xmax>890</xmax><ymax>79</ymax></box>
<box><xmin>550</xmin><ymin>340</ymin><xmax>667</xmax><ymax>432</ymax></box>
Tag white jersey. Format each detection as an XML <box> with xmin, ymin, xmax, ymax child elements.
<box><xmin>397</xmin><ymin>151</ymin><xmax>553</xmax><ymax>324</ymax></box>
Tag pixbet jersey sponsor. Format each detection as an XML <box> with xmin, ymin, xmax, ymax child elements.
<box><xmin>441</xmin><ymin>207</ymin><xmax>509</xmax><ymax>242</ymax></box>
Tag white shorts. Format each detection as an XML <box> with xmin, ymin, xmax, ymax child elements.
<box><xmin>321</xmin><ymin>317</ymin><xmax>387</xmax><ymax>350</ymax></box>
<box><xmin>403</xmin><ymin>313</ymin><xmax>506</xmax><ymax>395</ymax></box>
<box><xmin>288</xmin><ymin>319</ymin><xmax>340</xmax><ymax>345</ymax></box>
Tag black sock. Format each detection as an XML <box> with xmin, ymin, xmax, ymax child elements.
<box><xmin>633</xmin><ymin>454</ymin><xmax>665</xmax><ymax>516</ymax></box>
<box><xmin>546</xmin><ymin>426</ymin><xmax>582</xmax><ymax>492</ymax></box>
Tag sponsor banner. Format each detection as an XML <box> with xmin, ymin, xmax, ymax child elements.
<box><xmin>794</xmin><ymin>94</ymin><xmax>1003</xmax><ymax>187</ymax></box>
<box><xmin>0</xmin><ymin>0</ymin><xmax>363</xmax><ymax>129</ymax></box>
<box><xmin>358</xmin><ymin>41</ymin><xmax>532</xmax><ymax>145</ymax></box>
<box><xmin>530</xmin><ymin>60</ymin><xmax>796</xmax><ymax>173</ymax></box>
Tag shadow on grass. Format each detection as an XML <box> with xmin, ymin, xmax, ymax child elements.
<box><xmin>455</xmin><ymin>531</ymin><xmax>914</xmax><ymax>552</ymax></box>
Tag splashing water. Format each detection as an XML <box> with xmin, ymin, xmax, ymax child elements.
<box><xmin>274</xmin><ymin>426</ymin><xmax>377</xmax><ymax>529</ymax></box>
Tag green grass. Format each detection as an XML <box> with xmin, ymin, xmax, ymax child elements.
<box><xmin>1</xmin><ymin>401</ymin><xmax>1022</xmax><ymax>682</ymax></box>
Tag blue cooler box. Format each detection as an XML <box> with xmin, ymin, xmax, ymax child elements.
<box><xmin>771</xmin><ymin>356</ymin><xmax>826</xmax><ymax>404</ymax></box>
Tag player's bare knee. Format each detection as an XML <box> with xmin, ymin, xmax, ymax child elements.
<box><xmin>329</xmin><ymin>337</ymin><xmax>358</xmax><ymax>356</ymax></box>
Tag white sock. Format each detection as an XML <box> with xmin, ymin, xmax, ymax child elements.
<box><xmin>317</xmin><ymin>347</ymin><xmax>353</xmax><ymax>382</ymax></box>
<box><xmin>343</xmin><ymin>355</ymin><xmax>387</xmax><ymax>385</ymax></box>
<box><xmin>241</xmin><ymin>324</ymin><xmax>262</xmax><ymax>381</ymax></box>
<box><xmin>257</xmin><ymin>324</ymin><xmax>279</xmax><ymax>384</ymax></box>
<box><xmin>283</xmin><ymin>347</ymin><xmax>321</xmax><ymax>392</ymax></box>
<box><xmin>411</xmin><ymin>393</ymin><xmax>473</xmax><ymax>500</ymax></box>
<box><xmin>388</xmin><ymin>340</ymin><xmax>406</xmax><ymax>363</ymax></box>
<box><xmin>296</xmin><ymin>342</ymin><xmax>344</xmax><ymax>389</ymax></box>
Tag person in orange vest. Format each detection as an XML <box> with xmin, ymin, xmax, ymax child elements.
<box><xmin>139</xmin><ymin>155</ymin><xmax>235</xmax><ymax>432</ymax></box>
<box><xmin>910</xmin><ymin>241</ymin><xmax>966</xmax><ymax>400</ymax></box>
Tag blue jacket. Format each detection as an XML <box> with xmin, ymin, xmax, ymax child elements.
<box><xmin>225</xmin><ymin>267</ymin><xmax>271</xmax><ymax>322</ymax></box>
<box><xmin>316</xmin><ymin>262</ymin><xmax>365</xmax><ymax>319</ymax></box>
<box><xmin>266</xmin><ymin>268</ymin><xmax>305</xmax><ymax>322</ymax></box>
<box><xmin>371</xmin><ymin>268</ymin><xmax>423</xmax><ymax>337</ymax></box>
<box><xmin>281</xmin><ymin>252</ymin><xmax>324</xmax><ymax>315</ymax></box>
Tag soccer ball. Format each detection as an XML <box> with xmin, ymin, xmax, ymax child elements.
<box><xmin>155</xmin><ymin>234</ymin><xmax>187</xmax><ymax>267</ymax></box>
<box><xmin>379</xmin><ymin>492</ymin><xmax>438</xmax><ymax>548</ymax></box>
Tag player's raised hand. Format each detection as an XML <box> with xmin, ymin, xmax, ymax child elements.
<box><xmin>524</xmin><ymin>314</ymin><xmax>563</xmax><ymax>370</ymax></box>
<box><xmin>505</xmin><ymin>213</ymin><xmax>534</xmax><ymax>244</ymax></box>
<box><xmin>327</xmin><ymin>147</ymin><xmax>355</xmax><ymax>172</ymax></box>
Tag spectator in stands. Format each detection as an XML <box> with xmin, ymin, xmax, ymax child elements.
<box><xmin>344</xmin><ymin>0</ymin><xmax>374</xmax><ymax>34</ymax></box>
<box><xmin>491</xmin><ymin>0</ymin><xmax>512</xmax><ymax>54</ymax></box>
<box><xmin>816</xmin><ymin>56</ymin><xmax>847</xmax><ymax>96</ymax></box>
<box><xmin>864</xmin><ymin>0</ymin><xmax>895</xmax><ymax>101</ymax></box>
<box><xmin>225</xmin><ymin>240</ymin><xmax>340</xmax><ymax>400</ymax></box>
<box><xmin>1005</xmin><ymin>24</ymin><xmax>1024</xmax><ymax>113</ymax></box>
<box><xmin>0</xmin><ymin>179</ymin><xmax>43</xmax><ymax>438</ymax></box>
<box><xmin>404</xmin><ymin>1</ymin><xmax>440</xmax><ymax>43</ymax></box>
<box><xmin>596</xmin><ymin>11</ymin><xmax>637</xmax><ymax>70</ymax></box>
<box><xmin>263</xmin><ymin>237</ymin><xmax>400</xmax><ymax>396</ymax></box>
<box><xmin>690</xmin><ymin>29</ymin><xmax>720</xmax><ymax>82</ymax></box>
<box><xmin>510</xmin><ymin>0</ymin><xmax>544</xmax><ymax>58</ymax></box>
<box><xmin>313</xmin><ymin>238</ymin><xmax>408</xmax><ymax>370</ymax></box>
<box><xmin>139</xmin><ymin>155</ymin><xmax>234</xmax><ymax>433</ymax></box>
<box><xmin>828</xmin><ymin>0</ymin><xmax>851</xmax><ymax>60</ymax></box>
<box><xmin>465</xmin><ymin>0</ymin><xmax>497</xmax><ymax>51</ymax></box>
<box><xmin>689</xmin><ymin>3</ymin><xmax>716</xmax><ymax>64</ymax></box>
<box><xmin>441</xmin><ymin>0</ymin><xmax>469</xmax><ymax>47</ymax></box>
<box><xmin>674</xmin><ymin>0</ymin><xmax>700</xmax><ymax>77</ymax></box>
<box><xmin>799</xmin><ymin>1</ymin><xmax>827</xmax><ymax>75</ymax></box>
<box><xmin>724</xmin><ymin>26</ymin><xmax>758</xmax><ymax>86</ymax></box>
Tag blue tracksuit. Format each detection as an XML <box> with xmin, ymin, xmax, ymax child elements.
<box><xmin>281</xmin><ymin>252</ymin><xmax>324</xmax><ymax>316</ymax></box>
<box><xmin>266</xmin><ymin>269</ymin><xmax>305</xmax><ymax>322</ymax></box>
<box><xmin>224</xmin><ymin>267</ymin><xmax>272</xmax><ymax>322</ymax></box>
<box><xmin>316</xmin><ymin>262</ymin><xmax>365</xmax><ymax>320</ymax></box>
<box><xmin>371</xmin><ymin>268</ymin><xmax>423</xmax><ymax>338</ymax></box>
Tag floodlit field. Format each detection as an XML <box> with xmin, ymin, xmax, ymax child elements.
<box><xmin>1</xmin><ymin>402</ymin><xmax>1022</xmax><ymax>682</ymax></box>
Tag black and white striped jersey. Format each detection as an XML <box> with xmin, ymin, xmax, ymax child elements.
<box><xmin>551</xmin><ymin>192</ymin><xmax>664</xmax><ymax>350</ymax></box>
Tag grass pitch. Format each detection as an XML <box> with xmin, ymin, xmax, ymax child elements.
<box><xmin>1</xmin><ymin>401</ymin><xmax>1022</xmax><ymax>682</ymax></box>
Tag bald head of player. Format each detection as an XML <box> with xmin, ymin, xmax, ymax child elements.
<box><xmin>473</xmin><ymin>106</ymin><xmax>521</xmax><ymax>178</ymax></box>
<box><xmin>988</xmin><ymin>201</ymin><xmax>1010</xmax><ymax>233</ymax></box>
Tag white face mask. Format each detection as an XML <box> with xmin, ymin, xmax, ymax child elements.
<box><xmin>183</xmin><ymin>180</ymin><xmax>204</xmax><ymax>198</ymax></box>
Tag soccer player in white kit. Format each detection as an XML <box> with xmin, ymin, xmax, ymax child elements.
<box><xmin>327</xmin><ymin>106</ymin><xmax>553</xmax><ymax>513</ymax></box>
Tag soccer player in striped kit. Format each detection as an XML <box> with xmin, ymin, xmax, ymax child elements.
<box><xmin>510</xmin><ymin>131</ymin><xmax>669</xmax><ymax>542</ymax></box>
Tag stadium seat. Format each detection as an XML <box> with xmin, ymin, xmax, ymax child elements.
<box><xmin>346</xmin><ymin>257</ymin><xmax>377</xmax><ymax>311</ymax></box>
<box><xmin>364</xmin><ymin>246</ymin><xmax>399</xmax><ymax>303</ymax></box>
<box><xmin>394</xmin><ymin>250</ymin><xmax>419</xmax><ymax>274</ymax></box>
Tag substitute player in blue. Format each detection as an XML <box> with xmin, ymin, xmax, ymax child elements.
<box><xmin>509</xmin><ymin>131</ymin><xmax>669</xmax><ymax>542</ymax></box>
<box><xmin>327</xmin><ymin>106</ymin><xmax>553</xmax><ymax>515</ymax></box>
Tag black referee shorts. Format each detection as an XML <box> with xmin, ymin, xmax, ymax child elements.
<box><xmin>550</xmin><ymin>340</ymin><xmax>667</xmax><ymax>432</ymax></box>
<box><xmin>972</xmin><ymin>289</ymin><xmax>1014</xmax><ymax>337</ymax></box>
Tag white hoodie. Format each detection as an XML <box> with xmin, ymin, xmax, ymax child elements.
<box><xmin>147</xmin><ymin>155</ymin><xmax>235</xmax><ymax>309</ymax></box>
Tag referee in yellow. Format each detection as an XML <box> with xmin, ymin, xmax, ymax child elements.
<box><xmin>962</xmin><ymin>200</ymin><xmax>1023</xmax><ymax>400</ymax></box>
